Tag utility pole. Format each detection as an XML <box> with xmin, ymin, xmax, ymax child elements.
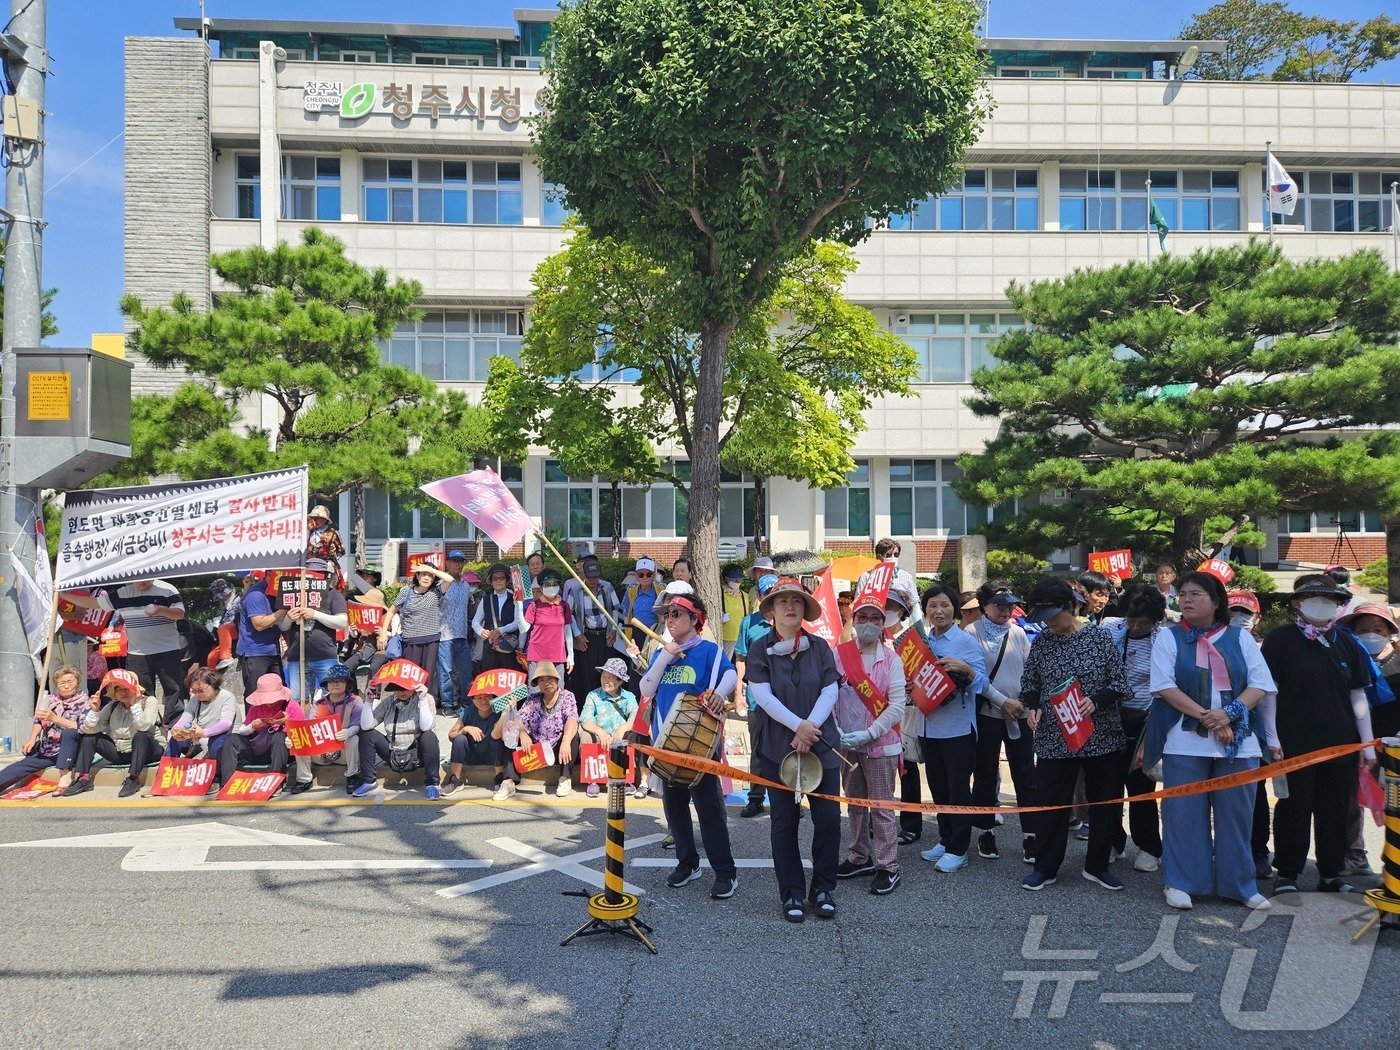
<box><xmin>0</xmin><ymin>0</ymin><xmax>48</xmax><ymax>745</ymax></box>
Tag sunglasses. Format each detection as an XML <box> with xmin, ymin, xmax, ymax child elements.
<box><xmin>662</xmin><ymin>608</ymin><xmax>692</xmax><ymax>620</ymax></box>
<box><xmin>636</xmin><ymin>571</ymin><xmax>655</xmax><ymax>577</ymax></box>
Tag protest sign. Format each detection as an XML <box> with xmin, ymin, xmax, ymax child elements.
<box><xmin>420</xmin><ymin>469</ymin><xmax>533</xmax><ymax>552</ymax></box>
<box><xmin>801</xmin><ymin>568</ymin><xmax>843</xmax><ymax>646</ymax></box>
<box><xmin>217</xmin><ymin>771</ymin><xmax>285</xmax><ymax>802</ymax></box>
<box><xmin>1198</xmin><ymin>558</ymin><xmax>1236</xmax><ymax>584</ymax></box>
<box><xmin>346</xmin><ymin>602</ymin><xmax>385</xmax><ymax>632</ymax></box>
<box><xmin>371</xmin><ymin>659</ymin><xmax>431</xmax><ymax>691</ymax></box>
<box><xmin>1048</xmin><ymin>677</ymin><xmax>1094</xmax><ymax>752</ymax></box>
<box><xmin>1088</xmin><ymin>549</ymin><xmax>1133</xmax><ymax>581</ymax></box>
<box><xmin>286</xmin><ymin>715</ymin><xmax>343</xmax><ymax>757</ymax></box>
<box><xmin>149</xmin><ymin>757</ymin><xmax>219</xmax><ymax>797</ymax></box>
<box><xmin>513</xmin><ymin>740</ymin><xmax>554</xmax><ymax>774</ymax></box>
<box><xmin>895</xmin><ymin>631</ymin><xmax>957</xmax><ymax>716</ymax></box>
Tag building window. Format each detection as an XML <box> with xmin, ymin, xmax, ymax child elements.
<box><xmin>362</xmin><ymin>158</ymin><xmax>523</xmax><ymax>225</ymax></box>
<box><xmin>1283</xmin><ymin>510</ymin><xmax>1385</xmax><ymax>534</ymax></box>
<box><xmin>541</xmin><ymin>181</ymin><xmax>572</xmax><ymax>226</ymax></box>
<box><xmin>1272</xmin><ymin>170</ymin><xmax>1400</xmax><ymax>232</ymax></box>
<box><xmin>1059</xmin><ymin>168</ymin><xmax>1242</xmax><ymax>232</ymax></box>
<box><xmin>339</xmin><ymin>51</ymin><xmax>377</xmax><ymax>63</ymax></box>
<box><xmin>1086</xmin><ymin>68</ymin><xmax>1148</xmax><ymax>79</ymax></box>
<box><xmin>888</xmin><ymin>168</ymin><xmax>1039</xmax><ymax>232</ymax></box>
<box><xmin>824</xmin><ymin>460</ymin><xmax>871</xmax><ymax>538</ymax></box>
<box><xmin>381</xmin><ymin>310</ymin><xmax>523</xmax><ymax>382</ymax></box>
<box><xmin>366</xmin><ymin>461</ymin><xmax>522</xmax><ymax>540</ymax></box>
<box><xmin>893</xmin><ymin>311</ymin><xmax>1025</xmax><ymax>384</ymax></box>
<box><xmin>233</xmin><ymin>154</ymin><xmax>340</xmax><ymax>221</ymax></box>
<box><xmin>226</xmin><ymin>46</ymin><xmax>306</xmax><ymax>61</ymax></box>
<box><xmin>889</xmin><ymin>459</ymin><xmax>977</xmax><ymax>536</ymax></box>
<box><xmin>511</xmin><ymin>56</ymin><xmax>546</xmax><ymax>69</ymax></box>
<box><xmin>235</xmin><ymin>155</ymin><xmax>261</xmax><ymax>219</ymax></box>
<box><xmin>411</xmin><ymin>53</ymin><xmax>483</xmax><ymax>66</ymax></box>
<box><xmin>997</xmin><ymin>67</ymin><xmax>1065</xmax><ymax>78</ymax></box>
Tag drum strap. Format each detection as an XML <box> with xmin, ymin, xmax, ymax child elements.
<box><xmin>837</xmin><ymin>640</ymin><xmax>888</xmax><ymax>720</ymax></box>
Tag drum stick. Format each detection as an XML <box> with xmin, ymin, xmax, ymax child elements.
<box><xmin>531</xmin><ymin>529</ymin><xmax>628</xmax><ymax>638</ymax></box>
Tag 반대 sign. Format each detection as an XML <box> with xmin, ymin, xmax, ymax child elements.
<box><xmin>1197</xmin><ymin>558</ymin><xmax>1236</xmax><ymax>584</ymax></box>
<box><xmin>346</xmin><ymin>602</ymin><xmax>385</xmax><ymax>632</ymax></box>
<box><xmin>407</xmin><ymin>550</ymin><xmax>446</xmax><ymax>574</ymax></box>
<box><xmin>286</xmin><ymin>715</ymin><xmax>343</xmax><ymax>757</ymax></box>
<box><xmin>217</xmin><ymin>770</ymin><xmax>285</xmax><ymax>802</ymax></box>
<box><xmin>852</xmin><ymin>561</ymin><xmax>894</xmax><ymax>609</ymax></box>
<box><xmin>512</xmin><ymin>740</ymin><xmax>554</xmax><ymax>775</ymax></box>
<box><xmin>58</xmin><ymin>593</ymin><xmax>113</xmax><ymax>638</ymax></box>
<box><xmin>420</xmin><ymin>469</ymin><xmax>533</xmax><ymax>553</ymax></box>
<box><xmin>1088</xmin><ymin>549</ymin><xmax>1133</xmax><ymax>581</ymax></box>
<box><xmin>149</xmin><ymin>757</ymin><xmax>219</xmax><ymax>797</ymax></box>
<box><xmin>371</xmin><ymin>659</ymin><xmax>430</xmax><ymax>691</ymax></box>
<box><xmin>895</xmin><ymin>631</ymin><xmax>957</xmax><ymax>716</ymax></box>
<box><xmin>1048</xmin><ymin>677</ymin><xmax>1094</xmax><ymax>752</ymax></box>
<box><xmin>470</xmin><ymin>668</ymin><xmax>527</xmax><ymax>698</ymax></box>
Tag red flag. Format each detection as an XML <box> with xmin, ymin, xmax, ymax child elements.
<box><xmin>803</xmin><ymin>568</ymin><xmax>842</xmax><ymax>645</ymax></box>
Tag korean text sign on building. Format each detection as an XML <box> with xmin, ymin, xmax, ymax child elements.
<box><xmin>56</xmin><ymin>467</ymin><xmax>308</xmax><ymax>589</ymax></box>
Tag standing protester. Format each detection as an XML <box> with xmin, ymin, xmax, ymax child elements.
<box><xmin>624</xmin><ymin>557</ymin><xmax>666</xmax><ymax>645</ymax></box>
<box><xmin>234</xmin><ymin>572</ymin><xmax>282</xmax><ymax>697</ymax></box>
<box><xmin>671</xmin><ymin>558</ymin><xmax>694</xmax><ymax>585</ymax></box>
<box><xmin>522</xmin><ymin>568</ymin><xmax>574</xmax><ymax>680</ymax></box>
<box><xmin>857</xmin><ymin>539</ymin><xmax>920</xmax><ymax>629</ymax></box>
<box><xmin>888</xmin><ymin>591</ymin><xmax>928</xmax><ymax>847</ymax></box>
<box><xmin>913</xmin><ymin>584</ymin><xmax>988</xmax><ymax>874</ymax></box>
<box><xmin>355</xmin><ymin>678</ymin><xmax>443</xmax><ymax>800</ymax></box>
<box><xmin>474</xmin><ymin>563</ymin><xmax>521</xmax><ymax>673</ymax></box>
<box><xmin>567</xmin><ymin>555</ymin><xmax>620</xmax><ymax>700</ymax></box>
<box><xmin>833</xmin><ymin>591</ymin><xmax>908</xmax><ymax>896</ymax></box>
<box><xmin>1262</xmin><ymin>574</ymin><xmax>1377</xmax><ymax>895</ymax></box>
<box><xmin>281</xmin><ymin>576</ymin><xmax>349</xmax><ymax>704</ymax></box>
<box><xmin>1107</xmin><ymin>586</ymin><xmax>1169</xmax><ymax>875</ymax></box>
<box><xmin>1077</xmin><ymin>571</ymin><xmax>1115</xmax><ymax>627</ymax></box>
<box><xmin>735</xmin><ymin>572</ymin><xmax>780</xmax><ymax>818</ymax></box>
<box><xmin>1143</xmin><ymin>572</ymin><xmax>1278</xmax><ymax>911</ymax></box>
<box><xmin>304</xmin><ymin>505</ymin><xmax>346</xmax><ymax>579</ymax></box>
<box><xmin>3</xmin><ymin>666</ymin><xmax>88</xmax><ymax>796</ymax></box>
<box><xmin>746</xmin><ymin>580</ymin><xmax>842</xmax><ymax>921</ymax></box>
<box><xmin>968</xmin><ymin>581</ymin><xmax>1037</xmax><ymax>865</ymax></box>
<box><xmin>438</xmin><ymin>550</ymin><xmax>475</xmax><ymax>716</ymax></box>
<box><xmin>79</xmin><ymin>669</ymin><xmax>166</xmax><ymax>798</ymax></box>
<box><xmin>720</xmin><ymin>565</ymin><xmax>748</xmax><ymax>658</ymax></box>
<box><xmin>1227</xmin><ymin>589</ymin><xmax>1276</xmax><ymax>879</ymax></box>
<box><xmin>1018</xmin><ymin>578</ymin><xmax>1131</xmax><ymax>893</ymax></box>
<box><xmin>63</xmin><ymin>579</ymin><xmax>186</xmax><ymax>724</ymax></box>
<box><xmin>639</xmin><ymin>594</ymin><xmax>740</xmax><ymax>902</ymax></box>
<box><xmin>383</xmin><ymin>565</ymin><xmax>452</xmax><ymax>691</ymax></box>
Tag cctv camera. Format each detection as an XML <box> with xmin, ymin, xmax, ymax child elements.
<box><xmin>895</xmin><ymin>313</ymin><xmax>909</xmax><ymax>326</ymax></box>
<box><xmin>273</xmin><ymin>46</ymin><xmax>288</xmax><ymax>61</ymax></box>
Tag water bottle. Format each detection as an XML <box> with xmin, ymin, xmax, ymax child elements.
<box><xmin>503</xmin><ymin>718</ymin><xmax>520</xmax><ymax>749</ymax></box>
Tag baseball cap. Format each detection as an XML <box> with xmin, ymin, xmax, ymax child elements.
<box><xmin>447</xmin><ymin>550</ymin><xmax>467</xmax><ymax>561</ymax></box>
<box><xmin>756</xmin><ymin>573</ymin><xmax>780</xmax><ymax>596</ymax></box>
<box><xmin>752</xmin><ymin>556</ymin><xmax>775</xmax><ymax>572</ymax></box>
<box><xmin>635</xmin><ymin>557</ymin><xmax>657</xmax><ymax>573</ymax></box>
<box><xmin>1226</xmin><ymin>590</ymin><xmax>1261</xmax><ymax>615</ymax></box>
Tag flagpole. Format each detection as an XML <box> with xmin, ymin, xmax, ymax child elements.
<box><xmin>1145</xmin><ymin>176</ymin><xmax>1153</xmax><ymax>262</ymax></box>
<box><xmin>34</xmin><ymin>588</ymin><xmax>59</xmax><ymax>692</ymax></box>
<box><xmin>1390</xmin><ymin>180</ymin><xmax>1398</xmax><ymax>273</ymax></box>
<box><xmin>1265</xmin><ymin>141</ymin><xmax>1274</xmax><ymax>240</ymax></box>
<box><xmin>531</xmin><ymin>528</ymin><xmax>627</xmax><ymax>639</ymax></box>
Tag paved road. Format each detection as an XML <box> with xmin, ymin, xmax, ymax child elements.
<box><xmin>0</xmin><ymin>791</ymin><xmax>1395</xmax><ymax>1049</ymax></box>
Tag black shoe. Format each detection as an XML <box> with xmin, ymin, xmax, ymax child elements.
<box><xmin>118</xmin><ymin>778</ymin><xmax>141</xmax><ymax>798</ymax></box>
<box><xmin>870</xmin><ymin>869</ymin><xmax>900</xmax><ymax>896</ymax></box>
<box><xmin>710</xmin><ymin>875</ymin><xmax>738</xmax><ymax>899</ymax></box>
<box><xmin>739</xmin><ymin>799</ymin><xmax>765</xmax><ymax>818</ymax></box>
<box><xmin>836</xmin><ymin>859</ymin><xmax>876</xmax><ymax>879</ymax></box>
<box><xmin>666</xmin><ymin>863</ymin><xmax>701</xmax><ymax>888</ymax></box>
<box><xmin>978</xmin><ymin>831</ymin><xmax>998</xmax><ymax>859</ymax></box>
<box><xmin>344</xmin><ymin>778</ymin><xmax>359</xmax><ymax>796</ymax></box>
<box><xmin>1271</xmin><ymin>877</ymin><xmax>1299</xmax><ymax>897</ymax></box>
<box><xmin>1317</xmin><ymin>877</ymin><xmax>1356</xmax><ymax>893</ymax></box>
<box><xmin>809</xmin><ymin>890</ymin><xmax>836</xmax><ymax>919</ymax></box>
<box><xmin>289</xmin><ymin>779</ymin><xmax>313</xmax><ymax>794</ymax></box>
<box><xmin>783</xmin><ymin>898</ymin><xmax>807</xmax><ymax>923</ymax></box>
<box><xmin>1075</xmin><ymin>822</ymin><xmax>1091</xmax><ymax>841</ymax></box>
<box><xmin>896</xmin><ymin>829</ymin><xmax>921</xmax><ymax>846</ymax></box>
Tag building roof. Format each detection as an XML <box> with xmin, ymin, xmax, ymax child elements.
<box><xmin>984</xmin><ymin>37</ymin><xmax>1225</xmax><ymax>57</ymax></box>
<box><xmin>173</xmin><ymin>18</ymin><xmax>520</xmax><ymax>43</ymax></box>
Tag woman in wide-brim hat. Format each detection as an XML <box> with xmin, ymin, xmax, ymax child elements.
<box><xmin>496</xmin><ymin>660</ymin><xmax>580</xmax><ymax>799</ymax></box>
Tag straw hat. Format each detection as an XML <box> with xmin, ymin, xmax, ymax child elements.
<box><xmin>531</xmin><ymin>660</ymin><xmax>562</xmax><ymax>685</ymax></box>
<box><xmin>759</xmin><ymin>577</ymin><xmax>821</xmax><ymax>621</ymax></box>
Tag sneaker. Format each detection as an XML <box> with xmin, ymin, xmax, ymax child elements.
<box><xmin>118</xmin><ymin>778</ymin><xmax>141</xmax><ymax>798</ymax></box>
<box><xmin>870</xmin><ymin>869</ymin><xmax>901</xmax><ymax>896</ymax></box>
<box><xmin>1244</xmin><ymin>893</ymin><xmax>1272</xmax><ymax>910</ymax></box>
<box><xmin>352</xmin><ymin>781</ymin><xmax>379</xmax><ymax>798</ymax></box>
<box><xmin>739</xmin><ymin>799</ymin><xmax>765</xmax><ymax>818</ymax></box>
<box><xmin>1075</xmin><ymin>822</ymin><xmax>1091</xmax><ymax>841</ymax></box>
<box><xmin>836</xmin><ymin>859</ymin><xmax>876</xmax><ymax>879</ymax></box>
<box><xmin>441</xmin><ymin>775</ymin><xmax>463</xmax><ymax>796</ymax></box>
<box><xmin>661</xmin><ymin>834</ymin><xmax>675</xmax><ymax>850</ymax></box>
<box><xmin>1021</xmin><ymin>835</ymin><xmax>1037</xmax><ymax>866</ymax></box>
<box><xmin>555</xmin><ymin>777</ymin><xmax>572</xmax><ymax>798</ymax></box>
<box><xmin>586</xmin><ymin>783</ymin><xmax>600</xmax><ymax>798</ymax></box>
<box><xmin>1342</xmin><ymin>859</ymin><xmax>1375</xmax><ymax>877</ymax></box>
<box><xmin>425</xmin><ymin>785</ymin><xmax>441</xmax><ymax>801</ymax></box>
<box><xmin>1317</xmin><ymin>877</ymin><xmax>1356</xmax><ymax>893</ymax></box>
<box><xmin>1133</xmin><ymin>852</ymin><xmax>1161</xmax><ymax>873</ymax></box>
<box><xmin>977</xmin><ymin>831</ymin><xmax>998</xmax><ymax>859</ymax></box>
<box><xmin>1082</xmin><ymin>869</ymin><xmax>1123</xmax><ymax>891</ymax></box>
<box><xmin>492</xmin><ymin>780</ymin><xmax>517</xmax><ymax>801</ymax></box>
<box><xmin>710</xmin><ymin>874</ymin><xmax>738</xmax><ymax>899</ymax></box>
<box><xmin>934</xmin><ymin>852</ymin><xmax>968</xmax><ymax>873</ymax></box>
<box><xmin>920</xmin><ymin>844</ymin><xmax>947</xmax><ymax>864</ymax></box>
<box><xmin>290</xmin><ymin>779</ymin><xmax>313</xmax><ymax>794</ymax></box>
<box><xmin>68</xmin><ymin>774</ymin><xmax>94</xmax><ymax>795</ymax></box>
<box><xmin>633</xmin><ymin>782</ymin><xmax>649</xmax><ymax>800</ymax></box>
<box><xmin>1021</xmin><ymin>870</ymin><xmax>1056</xmax><ymax>891</ymax></box>
<box><xmin>1164</xmin><ymin>887</ymin><xmax>1194</xmax><ymax>910</ymax></box>
<box><xmin>666</xmin><ymin>863</ymin><xmax>702</xmax><ymax>888</ymax></box>
<box><xmin>1271</xmin><ymin>878</ymin><xmax>1299</xmax><ymax>897</ymax></box>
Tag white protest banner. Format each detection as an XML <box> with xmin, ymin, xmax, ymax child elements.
<box><xmin>56</xmin><ymin>467</ymin><xmax>309</xmax><ymax>589</ymax></box>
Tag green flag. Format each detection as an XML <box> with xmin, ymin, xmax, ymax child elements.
<box><xmin>1149</xmin><ymin>197</ymin><xmax>1169</xmax><ymax>250</ymax></box>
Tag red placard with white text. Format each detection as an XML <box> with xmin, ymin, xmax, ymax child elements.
<box><xmin>1048</xmin><ymin>677</ymin><xmax>1094</xmax><ymax>752</ymax></box>
<box><xmin>286</xmin><ymin>715</ymin><xmax>343</xmax><ymax>756</ymax></box>
<box><xmin>896</xmin><ymin>631</ymin><xmax>957</xmax><ymax>715</ymax></box>
<box><xmin>1088</xmin><ymin>549</ymin><xmax>1133</xmax><ymax>580</ymax></box>
<box><xmin>217</xmin><ymin>770</ymin><xmax>285</xmax><ymax>801</ymax></box>
<box><xmin>347</xmin><ymin>602</ymin><xmax>385</xmax><ymax>632</ymax></box>
<box><xmin>408</xmin><ymin>550</ymin><xmax>446</xmax><ymax>574</ymax></box>
<box><xmin>1197</xmin><ymin>558</ymin><xmax>1236</xmax><ymax>584</ymax></box>
<box><xmin>510</xmin><ymin>565</ymin><xmax>527</xmax><ymax>603</ymax></box>
<box><xmin>852</xmin><ymin>562</ymin><xmax>894</xmax><ymax>609</ymax></box>
<box><xmin>149</xmin><ymin>757</ymin><xmax>219</xmax><ymax>797</ymax></box>
<box><xmin>371</xmin><ymin>659</ymin><xmax>431</xmax><ymax>691</ymax></box>
<box><xmin>512</xmin><ymin>741</ymin><xmax>553</xmax><ymax>774</ymax></box>
<box><xmin>57</xmin><ymin>593</ymin><xmax>113</xmax><ymax>638</ymax></box>
<box><xmin>578</xmin><ymin>742</ymin><xmax>633</xmax><ymax>784</ymax></box>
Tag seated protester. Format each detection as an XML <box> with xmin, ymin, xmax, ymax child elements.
<box><xmin>354</xmin><ymin>677</ymin><xmax>442</xmax><ymax>800</ymax></box>
<box><xmin>577</xmin><ymin>657</ymin><xmax>640</xmax><ymax>798</ymax></box>
<box><xmin>443</xmin><ymin>685</ymin><xmax>507</xmax><ymax>796</ymax></box>
<box><xmin>4</xmin><ymin>665</ymin><xmax>89</xmax><ymax>796</ymax></box>
<box><xmin>166</xmin><ymin>667</ymin><xmax>238</xmax><ymax>765</ymax></box>
<box><xmin>289</xmin><ymin>662</ymin><xmax>364</xmax><ymax>796</ymax></box>
<box><xmin>78</xmin><ymin>669</ymin><xmax>166</xmax><ymax>798</ymax></box>
<box><xmin>342</xmin><ymin>586</ymin><xmax>390</xmax><ymax>694</ymax></box>
<box><xmin>494</xmin><ymin>661</ymin><xmax>579</xmax><ymax>799</ymax></box>
<box><xmin>220</xmin><ymin>672</ymin><xmax>293</xmax><ymax>788</ymax></box>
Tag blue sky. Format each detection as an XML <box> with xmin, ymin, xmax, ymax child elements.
<box><xmin>29</xmin><ymin>1</ymin><xmax>1400</xmax><ymax>343</ymax></box>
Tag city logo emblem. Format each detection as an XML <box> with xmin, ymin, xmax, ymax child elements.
<box><xmin>340</xmin><ymin>83</ymin><xmax>376</xmax><ymax>119</ymax></box>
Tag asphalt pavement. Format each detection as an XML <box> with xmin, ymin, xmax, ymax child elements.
<box><xmin>0</xmin><ymin>785</ymin><xmax>1395</xmax><ymax>1049</ymax></box>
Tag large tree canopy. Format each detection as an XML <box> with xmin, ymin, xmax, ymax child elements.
<box><xmin>1181</xmin><ymin>0</ymin><xmax>1400</xmax><ymax>82</ymax></box>
<box><xmin>957</xmin><ymin>241</ymin><xmax>1400</xmax><ymax>564</ymax></box>
<box><xmin>533</xmin><ymin>0</ymin><xmax>987</xmax><ymax>610</ymax></box>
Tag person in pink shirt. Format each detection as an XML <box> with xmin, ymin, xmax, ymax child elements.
<box><xmin>523</xmin><ymin>568</ymin><xmax>573</xmax><ymax>680</ymax></box>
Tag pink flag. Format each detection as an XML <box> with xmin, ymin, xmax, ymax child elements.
<box><xmin>420</xmin><ymin>469</ymin><xmax>533</xmax><ymax>552</ymax></box>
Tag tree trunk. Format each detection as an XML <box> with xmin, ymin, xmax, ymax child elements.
<box><xmin>352</xmin><ymin>484</ymin><xmax>366</xmax><ymax>567</ymax></box>
<box><xmin>1205</xmin><ymin>514</ymin><xmax>1250</xmax><ymax>559</ymax></box>
<box><xmin>1173</xmin><ymin>514</ymin><xmax>1206</xmax><ymax>569</ymax></box>
<box><xmin>689</xmin><ymin>317</ymin><xmax>739</xmax><ymax>619</ymax></box>
<box><xmin>752</xmin><ymin>475</ymin><xmax>767</xmax><ymax>553</ymax></box>
<box><xmin>611</xmin><ymin>480</ymin><xmax>622</xmax><ymax>556</ymax></box>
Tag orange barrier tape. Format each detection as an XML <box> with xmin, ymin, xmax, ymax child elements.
<box><xmin>635</xmin><ymin>739</ymin><xmax>1380</xmax><ymax>817</ymax></box>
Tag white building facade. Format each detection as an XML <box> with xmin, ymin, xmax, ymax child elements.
<box><xmin>124</xmin><ymin>12</ymin><xmax>1400</xmax><ymax>572</ymax></box>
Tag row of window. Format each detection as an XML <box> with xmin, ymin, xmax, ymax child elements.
<box><xmin>542</xmin><ymin>461</ymin><xmax>757</xmax><ymax>541</ymax></box>
<box><xmin>1271</xmin><ymin>170</ymin><xmax>1400</xmax><ymax>233</ymax></box>
<box><xmin>380</xmin><ymin>311</ymin><xmax>524</xmax><ymax>383</ymax></box>
<box><xmin>224</xmin><ymin>47</ymin><xmax>543</xmax><ymax>69</ymax></box>
<box><xmin>893</xmin><ymin>312</ymin><xmax>1026</xmax><ymax>384</ymax></box>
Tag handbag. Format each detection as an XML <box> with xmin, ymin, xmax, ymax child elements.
<box><xmin>386</xmin><ymin>705</ymin><xmax>419</xmax><ymax>773</ymax></box>
<box><xmin>384</xmin><ymin>634</ymin><xmax>403</xmax><ymax>659</ymax></box>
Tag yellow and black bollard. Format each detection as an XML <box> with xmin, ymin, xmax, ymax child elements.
<box><xmin>561</xmin><ymin>740</ymin><xmax>657</xmax><ymax>953</ymax></box>
<box><xmin>1349</xmin><ymin>737</ymin><xmax>1400</xmax><ymax>940</ymax></box>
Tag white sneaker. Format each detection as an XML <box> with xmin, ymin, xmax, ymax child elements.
<box><xmin>555</xmin><ymin>777</ymin><xmax>573</xmax><ymax>798</ymax></box>
<box><xmin>633</xmin><ymin>782</ymin><xmax>649</xmax><ymax>799</ymax></box>
<box><xmin>1164</xmin><ymin>887</ymin><xmax>1193</xmax><ymax>910</ymax></box>
<box><xmin>493</xmin><ymin>780</ymin><xmax>517</xmax><ymax>801</ymax></box>
<box><xmin>920</xmin><ymin>844</ymin><xmax>947</xmax><ymax>864</ymax></box>
<box><xmin>1244</xmin><ymin>893</ymin><xmax>1272</xmax><ymax>910</ymax></box>
<box><xmin>1133</xmin><ymin>852</ymin><xmax>1161</xmax><ymax>873</ymax></box>
<box><xmin>934</xmin><ymin>852</ymin><xmax>968</xmax><ymax>873</ymax></box>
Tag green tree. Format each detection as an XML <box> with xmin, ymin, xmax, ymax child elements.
<box><xmin>105</xmin><ymin>228</ymin><xmax>489</xmax><ymax>555</ymax></box>
<box><xmin>533</xmin><ymin>0</ymin><xmax>986</xmax><ymax>609</ymax></box>
<box><xmin>957</xmin><ymin>241</ymin><xmax>1400</xmax><ymax>566</ymax></box>
<box><xmin>1181</xmin><ymin>1</ymin><xmax>1400</xmax><ymax>82</ymax></box>
<box><xmin>0</xmin><ymin>233</ymin><xmax>60</xmax><ymax>338</ymax></box>
<box><xmin>484</xmin><ymin>227</ymin><xmax>917</xmax><ymax>557</ymax></box>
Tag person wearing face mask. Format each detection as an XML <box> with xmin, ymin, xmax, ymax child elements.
<box><xmin>734</xmin><ymin>573</ymin><xmax>781</xmax><ymax>818</ymax></box>
<box><xmin>833</xmin><ymin>591</ymin><xmax>909</xmax><ymax>896</ymax></box>
<box><xmin>1336</xmin><ymin>603</ymin><xmax>1398</xmax><ymax>877</ymax></box>
<box><xmin>968</xmin><ymin>581</ymin><xmax>1037</xmax><ymax>866</ymax></box>
<box><xmin>1107</xmin><ymin>586</ymin><xmax>1169</xmax><ymax>874</ymax></box>
<box><xmin>856</xmin><ymin>538</ymin><xmax>920</xmax><ymax>631</ymax></box>
<box><xmin>521</xmin><ymin>568</ymin><xmax>574</xmax><ymax>681</ymax></box>
<box><xmin>720</xmin><ymin>565</ymin><xmax>749</xmax><ymax>658</ymax></box>
<box><xmin>1226</xmin><ymin>591</ymin><xmax>1262</xmax><ymax>638</ymax></box>
<box><xmin>1261</xmin><ymin>574</ymin><xmax>1376</xmax><ymax>896</ymax></box>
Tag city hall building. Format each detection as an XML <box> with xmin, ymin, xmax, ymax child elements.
<box><xmin>124</xmin><ymin>10</ymin><xmax>1398</xmax><ymax>572</ymax></box>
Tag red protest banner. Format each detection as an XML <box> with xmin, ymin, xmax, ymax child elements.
<box><xmin>802</xmin><ymin>568</ymin><xmax>843</xmax><ymax>646</ymax></box>
<box><xmin>852</xmin><ymin>561</ymin><xmax>894</xmax><ymax>609</ymax></box>
<box><xmin>98</xmin><ymin>624</ymin><xmax>128</xmax><ymax>658</ymax></box>
<box><xmin>895</xmin><ymin>631</ymin><xmax>957</xmax><ymax>715</ymax></box>
<box><xmin>217</xmin><ymin>770</ymin><xmax>285</xmax><ymax>801</ymax></box>
<box><xmin>510</xmin><ymin>565</ymin><xmax>526</xmax><ymax>603</ymax></box>
<box><xmin>1048</xmin><ymin>677</ymin><xmax>1094</xmax><ymax>752</ymax></box>
<box><xmin>470</xmin><ymin>668</ymin><xmax>527</xmax><ymax>697</ymax></box>
<box><xmin>407</xmin><ymin>550</ymin><xmax>445</xmax><ymax>574</ymax></box>
<box><xmin>1198</xmin><ymin>558</ymin><xmax>1236</xmax><ymax>584</ymax></box>
<box><xmin>346</xmin><ymin>602</ymin><xmax>385</xmax><ymax>632</ymax></box>
<box><xmin>371</xmin><ymin>658</ymin><xmax>430</xmax><ymax>691</ymax></box>
<box><xmin>512</xmin><ymin>740</ymin><xmax>553</xmax><ymax>774</ymax></box>
<box><xmin>149</xmin><ymin>757</ymin><xmax>219</xmax><ymax>797</ymax></box>
<box><xmin>579</xmin><ymin>742</ymin><xmax>609</xmax><ymax>784</ymax></box>
<box><xmin>58</xmin><ymin>593</ymin><xmax>112</xmax><ymax>638</ymax></box>
<box><xmin>286</xmin><ymin>715</ymin><xmax>343</xmax><ymax>756</ymax></box>
<box><xmin>1088</xmin><ymin>549</ymin><xmax>1133</xmax><ymax>581</ymax></box>
<box><xmin>2</xmin><ymin>777</ymin><xmax>57</xmax><ymax>800</ymax></box>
